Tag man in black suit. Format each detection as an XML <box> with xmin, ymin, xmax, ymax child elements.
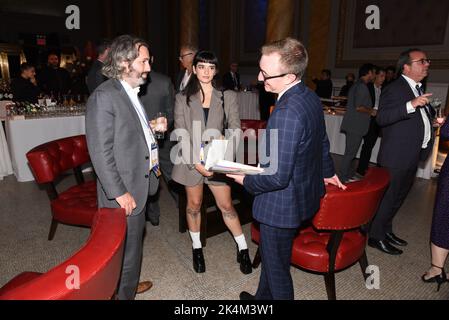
<box><xmin>356</xmin><ymin>67</ymin><xmax>386</xmax><ymax>176</ymax></box>
<box><xmin>175</xmin><ymin>44</ymin><xmax>197</xmax><ymax>93</ymax></box>
<box><xmin>368</xmin><ymin>49</ymin><xmax>434</xmax><ymax>255</ymax></box>
<box><xmin>222</xmin><ymin>62</ymin><xmax>241</xmax><ymax>91</ymax></box>
<box><xmin>139</xmin><ymin>51</ymin><xmax>177</xmax><ymax>226</ymax></box>
<box><xmin>86</xmin><ymin>39</ymin><xmax>111</xmax><ymax>94</ymax></box>
<box><xmin>38</xmin><ymin>53</ymin><xmax>71</xmax><ymax>96</ymax></box>
<box><xmin>312</xmin><ymin>69</ymin><xmax>333</xmax><ymax>98</ymax></box>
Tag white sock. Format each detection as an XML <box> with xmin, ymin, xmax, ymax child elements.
<box><xmin>234</xmin><ymin>234</ymin><xmax>248</xmax><ymax>251</ymax></box>
<box><xmin>189</xmin><ymin>231</ymin><xmax>202</xmax><ymax>249</ymax></box>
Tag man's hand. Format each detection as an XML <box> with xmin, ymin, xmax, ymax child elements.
<box><xmin>371</xmin><ymin>109</ymin><xmax>377</xmax><ymax>117</ymax></box>
<box><xmin>226</xmin><ymin>173</ymin><xmax>245</xmax><ymax>185</ymax></box>
<box><xmin>324</xmin><ymin>174</ymin><xmax>347</xmax><ymax>190</ymax></box>
<box><xmin>116</xmin><ymin>192</ymin><xmax>137</xmax><ymax>216</ymax></box>
<box><xmin>195</xmin><ymin>164</ymin><xmax>214</xmax><ymax>177</ymax></box>
<box><xmin>411</xmin><ymin>93</ymin><xmax>432</xmax><ymax>108</ymax></box>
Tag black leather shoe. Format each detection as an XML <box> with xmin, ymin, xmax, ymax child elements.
<box><xmin>192</xmin><ymin>248</ymin><xmax>205</xmax><ymax>273</ymax></box>
<box><xmin>239</xmin><ymin>291</ymin><xmax>255</xmax><ymax>300</ymax></box>
<box><xmin>368</xmin><ymin>239</ymin><xmax>403</xmax><ymax>255</ymax></box>
<box><xmin>237</xmin><ymin>249</ymin><xmax>253</xmax><ymax>275</ymax></box>
<box><xmin>385</xmin><ymin>232</ymin><xmax>408</xmax><ymax>246</ymax></box>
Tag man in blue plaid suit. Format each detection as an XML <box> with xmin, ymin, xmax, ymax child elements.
<box><xmin>228</xmin><ymin>38</ymin><xmax>345</xmax><ymax>300</ymax></box>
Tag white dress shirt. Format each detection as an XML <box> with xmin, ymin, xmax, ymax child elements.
<box><xmin>277</xmin><ymin>80</ymin><xmax>302</xmax><ymax>101</ymax></box>
<box><xmin>180</xmin><ymin>70</ymin><xmax>192</xmax><ymax>91</ymax></box>
<box><xmin>402</xmin><ymin>75</ymin><xmax>431</xmax><ymax>148</ymax></box>
<box><xmin>373</xmin><ymin>84</ymin><xmax>381</xmax><ymax>110</ymax></box>
<box><xmin>120</xmin><ymin>80</ymin><xmax>155</xmax><ymax>154</ymax></box>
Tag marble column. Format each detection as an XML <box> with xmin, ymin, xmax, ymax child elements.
<box><xmin>266</xmin><ymin>0</ymin><xmax>295</xmax><ymax>43</ymax></box>
<box><xmin>180</xmin><ymin>0</ymin><xmax>199</xmax><ymax>47</ymax></box>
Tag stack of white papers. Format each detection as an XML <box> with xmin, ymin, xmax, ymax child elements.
<box><xmin>208</xmin><ymin>160</ymin><xmax>264</xmax><ymax>175</ymax></box>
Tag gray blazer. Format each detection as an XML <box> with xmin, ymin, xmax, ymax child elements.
<box><xmin>340</xmin><ymin>79</ymin><xmax>373</xmax><ymax>136</ymax></box>
<box><xmin>85</xmin><ymin>79</ymin><xmax>159</xmax><ymax>216</ymax></box>
<box><xmin>172</xmin><ymin>89</ymin><xmax>241</xmax><ymax>186</ymax></box>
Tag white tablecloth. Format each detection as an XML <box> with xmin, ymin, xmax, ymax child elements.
<box><xmin>0</xmin><ymin>123</ymin><xmax>13</xmax><ymax>180</ymax></box>
<box><xmin>6</xmin><ymin>115</ymin><xmax>86</xmax><ymax>182</ymax></box>
<box><xmin>237</xmin><ymin>91</ymin><xmax>260</xmax><ymax>120</ymax></box>
<box><xmin>324</xmin><ymin>113</ymin><xmax>437</xmax><ymax>179</ymax></box>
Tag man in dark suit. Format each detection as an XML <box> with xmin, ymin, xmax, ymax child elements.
<box><xmin>312</xmin><ymin>69</ymin><xmax>333</xmax><ymax>98</ymax></box>
<box><xmin>86</xmin><ymin>35</ymin><xmax>163</xmax><ymax>299</ymax></box>
<box><xmin>38</xmin><ymin>53</ymin><xmax>71</xmax><ymax>96</ymax></box>
<box><xmin>139</xmin><ymin>52</ymin><xmax>177</xmax><ymax>226</ymax></box>
<box><xmin>356</xmin><ymin>67</ymin><xmax>386</xmax><ymax>176</ymax></box>
<box><xmin>228</xmin><ymin>38</ymin><xmax>345</xmax><ymax>300</ymax></box>
<box><xmin>86</xmin><ymin>39</ymin><xmax>111</xmax><ymax>94</ymax></box>
<box><xmin>175</xmin><ymin>44</ymin><xmax>197</xmax><ymax>93</ymax></box>
<box><xmin>339</xmin><ymin>63</ymin><xmax>376</xmax><ymax>183</ymax></box>
<box><xmin>222</xmin><ymin>62</ymin><xmax>241</xmax><ymax>91</ymax></box>
<box><xmin>368</xmin><ymin>48</ymin><xmax>434</xmax><ymax>255</ymax></box>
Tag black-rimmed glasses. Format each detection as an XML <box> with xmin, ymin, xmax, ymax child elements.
<box><xmin>179</xmin><ymin>52</ymin><xmax>193</xmax><ymax>59</ymax></box>
<box><xmin>259</xmin><ymin>71</ymin><xmax>288</xmax><ymax>81</ymax></box>
<box><xmin>410</xmin><ymin>58</ymin><xmax>431</xmax><ymax>65</ymax></box>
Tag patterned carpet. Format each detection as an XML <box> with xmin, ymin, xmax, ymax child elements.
<box><xmin>1</xmin><ymin>166</ymin><xmax>448</xmax><ymax>300</ymax></box>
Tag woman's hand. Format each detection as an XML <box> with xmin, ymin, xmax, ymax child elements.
<box><xmin>195</xmin><ymin>164</ymin><xmax>214</xmax><ymax>177</ymax></box>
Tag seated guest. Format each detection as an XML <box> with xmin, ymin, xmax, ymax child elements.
<box><xmin>339</xmin><ymin>72</ymin><xmax>355</xmax><ymax>97</ymax></box>
<box><xmin>38</xmin><ymin>52</ymin><xmax>71</xmax><ymax>96</ymax></box>
<box><xmin>222</xmin><ymin>62</ymin><xmax>241</xmax><ymax>91</ymax></box>
<box><xmin>86</xmin><ymin>39</ymin><xmax>111</xmax><ymax>93</ymax></box>
<box><xmin>11</xmin><ymin>63</ymin><xmax>41</xmax><ymax>104</ymax></box>
<box><xmin>312</xmin><ymin>69</ymin><xmax>333</xmax><ymax>98</ymax></box>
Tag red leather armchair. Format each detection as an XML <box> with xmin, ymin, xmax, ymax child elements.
<box><xmin>26</xmin><ymin>135</ymin><xmax>97</xmax><ymax>240</ymax></box>
<box><xmin>239</xmin><ymin>119</ymin><xmax>267</xmax><ymax>165</ymax></box>
<box><xmin>0</xmin><ymin>208</ymin><xmax>126</xmax><ymax>300</ymax></box>
<box><xmin>251</xmin><ymin>167</ymin><xmax>390</xmax><ymax>299</ymax></box>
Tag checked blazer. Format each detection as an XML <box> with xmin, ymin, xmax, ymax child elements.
<box><xmin>243</xmin><ymin>82</ymin><xmax>335</xmax><ymax>229</ymax></box>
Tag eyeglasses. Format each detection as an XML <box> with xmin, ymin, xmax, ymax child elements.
<box><xmin>410</xmin><ymin>58</ymin><xmax>431</xmax><ymax>65</ymax></box>
<box><xmin>259</xmin><ymin>70</ymin><xmax>288</xmax><ymax>81</ymax></box>
<box><xmin>179</xmin><ymin>52</ymin><xmax>193</xmax><ymax>59</ymax></box>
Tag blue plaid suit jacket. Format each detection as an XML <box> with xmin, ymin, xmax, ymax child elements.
<box><xmin>243</xmin><ymin>82</ymin><xmax>335</xmax><ymax>228</ymax></box>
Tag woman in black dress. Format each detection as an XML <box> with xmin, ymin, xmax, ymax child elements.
<box><xmin>422</xmin><ymin>118</ymin><xmax>449</xmax><ymax>291</ymax></box>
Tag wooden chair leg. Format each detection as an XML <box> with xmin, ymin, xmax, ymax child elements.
<box><xmin>359</xmin><ymin>250</ymin><xmax>369</xmax><ymax>281</ymax></box>
<box><xmin>48</xmin><ymin>218</ymin><xmax>59</xmax><ymax>241</ymax></box>
<box><xmin>324</xmin><ymin>273</ymin><xmax>336</xmax><ymax>300</ymax></box>
<box><xmin>252</xmin><ymin>247</ymin><xmax>261</xmax><ymax>268</ymax></box>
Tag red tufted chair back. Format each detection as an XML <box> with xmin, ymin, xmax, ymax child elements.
<box><xmin>250</xmin><ymin>167</ymin><xmax>390</xmax><ymax>299</ymax></box>
<box><xmin>26</xmin><ymin>135</ymin><xmax>90</xmax><ymax>184</ymax></box>
<box><xmin>0</xmin><ymin>208</ymin><xmax>126</xmax><ymax>300</ymax></box>
<box><xmin>240</xmin><ymin>119</ymin><xmax>267</xmax><ymax>133</ymax></box>
<box><xmin>239</xmin><ymin>120</ymin><xmax>267</xmax><ymax>165</ymax></box>
<box><xmin>26</xmin><ymin>135</ymin><xmax>97</xmax><ymax>240</ymax></box>
<box><xmin>312</xmin><ymin>167</ymin><xmax>390</xmax><ymax>230</ymax></box>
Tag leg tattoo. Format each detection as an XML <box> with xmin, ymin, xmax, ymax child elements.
<box><xmin>222</xmin><ymin>209</ymin><xmax>238</xmax><ymax>220</ymax></box>
<box><xmin>187</xmin><ymin>207</ymin><xmax>201</xmax><ymax>220</ymax></box>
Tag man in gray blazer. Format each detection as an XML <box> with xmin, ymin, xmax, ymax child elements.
<box><xmin>85</xmin><ymin>35</ymin><xmax>161</xmax><ymax>300</ymax></box>
<box><xmin>140</xmin><ymin>59</ymin><xmax>177</xmax><ymax>226</ymax></box>
<box><xmin>339</xmin><ymin>63</ymin><xmax>376</xmax><ymax>183</ymax></box>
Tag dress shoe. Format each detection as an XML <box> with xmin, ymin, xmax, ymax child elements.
<box><xmin>192</xmin><ymin>248</ymin><xmax>205</xmax><ymax>273</ymax></box>
<box><xmin>385</xmin><ymin>232</ymin><xmax>408</xmax><ymax>246</ymax></box>
<box><xmin>149</xmin><ymin>217</ymin><xmax>159</xmax><ymax>226</ymax></box>
<box><xmin>136</xmin><ymin>281</ymin><xmax>153</xmax><ymax>294</ymax></box>
<box><xmin>237</xmin><ymin>249</ymin><xmax>253</xmax><ymax>275</ymax></box>
<box><xmin>368</xmin><ymin>238</ymin><xmax>403</xmax><ymax>255</ymax></box>
<box><xmin>422</xmin><ymin>264</ymin><xmax>448</xmax><ymax>292</ymax></box>
<box><xmin>239</xmin><ymin>291</ymin><xmax>255</xmax><ymax>300</ymax></box>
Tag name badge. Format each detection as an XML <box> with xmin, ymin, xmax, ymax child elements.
<box><xmin>150</xmin><ymin>143</ymin><xmax>160</xmax><ymax>176</ymax></box>
<box><xmin>200</xmin><ymin>143</ymin><xmax>205</xmax><ymax>165</ymax></box>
